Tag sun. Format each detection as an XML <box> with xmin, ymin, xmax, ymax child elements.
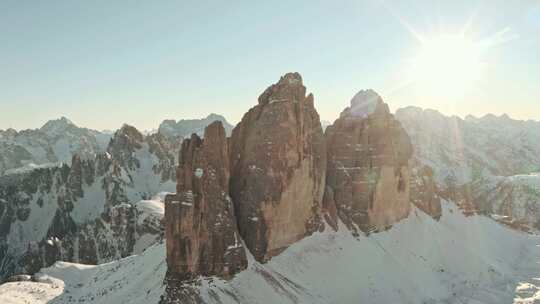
<box><xmin>409</xmin><ymin>34</ymin><xmax>483</xmax><ymax>97</ymax></box>
<box><xmin>380</xmin><ymin>2</ymin><xmax>518</xmax><ymax>108</ymax></box>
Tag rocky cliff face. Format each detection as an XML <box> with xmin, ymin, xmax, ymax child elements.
<box><xmin>0</xmin><ymin>125</ymin><xmax>177</xmax><ymax>281</ymax></box>
<box><xmin>324</xmin><ymin>90</ymin><xmax>412</xmax><ymax>233</ymax></box>
<box><xmin>165</xmin><ymin>122</ymin><xmax>247</xmax><ymax>282</ymax></box>
<box><xmin>229</xmin><ymin>73</ymin><xmax>326</xmax><ymax>262</ymax></box>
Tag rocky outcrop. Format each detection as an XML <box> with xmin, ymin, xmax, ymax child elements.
<box><xmin>410</xmin><ymin>165</ymin><xmax>442</xmax><ymax>219</ymax></box>
<box><xmin>229</xmin><ymin>73</ymin><xmax>326</xmax><ymax>262</ymax></box>
<box><xmin>324</xmin><ymin>90</ymin><xmax>412</xmax><ymax>234</ymax></box>
<box><xmin>165</xmin><ymin>121</ymin><xmax>247</xmax><ymax>281</ymax></box>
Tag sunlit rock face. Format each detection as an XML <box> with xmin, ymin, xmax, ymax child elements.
<box><xmin>165</xmin><ymin>121</ymin><xmax>247</xmax><ymax>281</ymax></box>
<box><xmin>324</xmin><ymin>90</ymin><xmax>413</xmax><ymax>234</ymax></box>
<box><xmin>229</xmin><ymin>72</ymin><xmax>327</xmax><ymax>262</ymax></box>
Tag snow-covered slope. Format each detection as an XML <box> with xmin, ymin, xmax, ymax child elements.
<box><xmin>2</xmin><ymin>202</ymin><xmax>538</xmax><ymax>304</ymax></box>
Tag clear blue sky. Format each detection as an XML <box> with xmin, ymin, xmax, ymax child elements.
<box><xmin>1</xmin><ymin>0</ymin><xmax>539</xmax><ymax>131</ymax></box>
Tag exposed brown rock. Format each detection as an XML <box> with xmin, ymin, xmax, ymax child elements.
<box><xmin>165</xmin><ymin>121</ymin><xmax>247</xmax><ymax>281</ymax></box>
<box><xmin>229</xmin><ymin>72</ymin><xmax>326</xmax><ymax>262</ymax></box>
<box><xmin>325</xmin><ymin>90</ymin><xmax>412</xmax><ymax>233</ymax></box>
<box><xmin>322</xmin><ymin>186</ymin><xmax>339</xmax><ymax>231</ymax></box>
<box><xmin>410</xmin><ymin>165</ymin><xmax>442</xmax><ymax>220</ymax></box>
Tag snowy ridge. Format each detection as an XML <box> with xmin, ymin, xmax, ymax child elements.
<box><xmin>0</xmin><ymin>118</ymin><xmax>111</xmax><ymax>176</ymax></box>
<box><xmin>2</xmin><ymin>202</ymin><xmax>539</xmax><ymax>304</ymax></box>
<box><xmin>0</xmin><ymin>114</ymin><xmax>231</xmax><ymax>176</ymax></box>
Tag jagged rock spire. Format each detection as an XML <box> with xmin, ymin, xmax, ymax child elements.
<box><xmin>164</xmin><ymin>121</ymin><xmax>247</xmax><ymax>282</ymax></box>
<box><xmin>229</xmin><ymin>72</ymin><xmax>326</xmax><ymax>262</ymax></box>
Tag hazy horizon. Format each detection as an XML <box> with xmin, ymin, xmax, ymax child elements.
<box><xmin>1</xmin><ymin>0</ymin><xmax>539</xmax><ymax>131</ymax></box>
<box><xmin>2</xmin><ymin>101</ymin><xmax>538</xmax><ymax>134</ymax></box>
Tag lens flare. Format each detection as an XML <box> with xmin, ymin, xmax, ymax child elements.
<box><xmin>409</xmin><ymin>34</ymin><xmax>483</xmax><ymax>97</ymax></box>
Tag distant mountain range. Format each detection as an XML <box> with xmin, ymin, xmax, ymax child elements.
<box><xmin>0</xmin><ymin>114</ymin><xmax>235</xmax><ymax>176</ymax></box>
<box><xmin>396</xmin><ymin>106</ymin><xmax>540</xmax><ymax>230</ymax></box>
<box><xmin>0</xmin><ymin>117</ymin><xmax>109</xmax><ymax>175</ymax></box>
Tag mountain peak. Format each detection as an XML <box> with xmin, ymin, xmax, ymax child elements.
<box><xmin>258</xmin><ymin>72</ymin><xmax>307</xmax><ymax>106</ymax></box>
<box><xmin>341</xmin><ymin>89</ymin><xmax>388</xmax><ymax>118</ymax></box>
<box><xmin>465</xmin><ymin>114</ymin><xmax>478</xmax><ymax>121</ymax></box>
<box><xmin>107</xmin><ymin>124</ymin><xmax>145</xmax><ymax>164</ymax></box>
<box><xmin>206</xmin><ymin>113</ymin><xmax>226</xmax><ymax>120</ymax></box>
<box><xmin>117</xmin><ymin>124</ymin><xmax>143</xmax><ymax>140</ymax></box>
<box><xmin>40</xmin><ymin>117</ymin><xmax>77</xmax><ymax>135</ymax></box>
<box><xmin>41</xmin><ymin>116</ymin><xmax>75</xmax><ymax>129</ymax></box>
<box><xmin>59</xmin><ymin>116</ymin><xmax>72</xmax><ymax>123</ymax></box>
<box><xmin>0</xmin><ymin>128</ymin><xmax>18</xmax><ymax>137</ymax></box>
<box><xmin>278</xmin><ymin>72</ymin><xmax>303</xmax><ymax>85</ymax></box>
<box><xmin>351</xmin><ymin>89</ymin><xmax>380</xmax><ymax>105</ymax></box>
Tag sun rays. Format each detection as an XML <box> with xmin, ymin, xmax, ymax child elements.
<box><xmin>379</xmin><ymin>1</ymin><xmax>519</xmax><ymax>102</ymax></box>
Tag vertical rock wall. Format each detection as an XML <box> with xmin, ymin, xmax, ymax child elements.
<box><xmin>165</xmin><ymin>122</ymin><xmax>247</xmax><ymax>281</ymax></box>
<box><xmin>324</xmin><ymin>90</ymin><xmax>413</xmax><ymax>233</ymax></box>
<box><xmin>229</xmin><ymin>73</ymin><xmax>326</xmax><ymax>262</ymax></box>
